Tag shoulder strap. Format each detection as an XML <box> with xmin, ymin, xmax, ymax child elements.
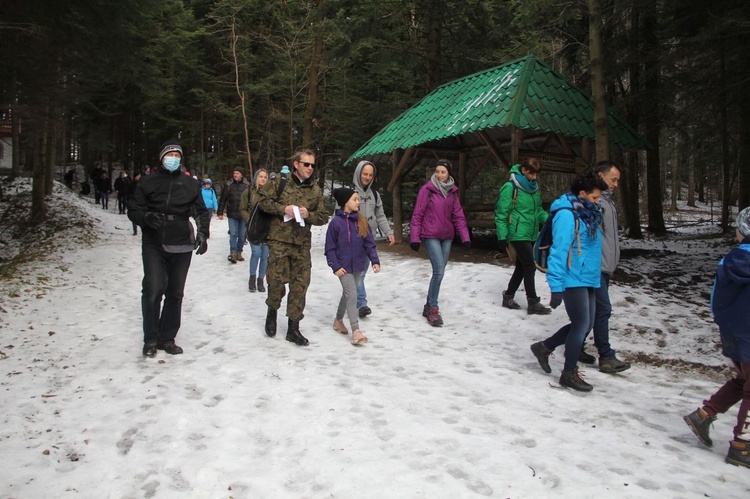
<box><xmin>275</xmin><ymin>174</ymin><xmax>287</xmax><ymax>200</ymax></box>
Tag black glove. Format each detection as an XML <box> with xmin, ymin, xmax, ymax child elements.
<box><xmin>195</xmin><ymin>233</ymin><xmax>208</xmax><ymax>255</ymax></box>
<box><xmin>462</xmin><ymin>241</ymin><xmax>471</xmax><ymax>249</ymax></box>
<box><xmin>144</xmin><ymin>212</ymin><xmax>164</xmax><ymax>230</ymax></box>
<box><xmin>498</xmin><ymin>240</ymin><xmax>507</xmax><ymax>253</ymax></box>
<box><xmin>550</xmin><ymin>292</ymin><xmax>563</xmax><ymax>309</ymax></box>
<box><xmin>410</xmin><ymin>242</ymin><xmax>420</xmax><ymax>252</ymax></box>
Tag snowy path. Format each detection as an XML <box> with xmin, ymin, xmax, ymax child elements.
<box><xmin>0</xmin><ymin>194</ymin><xmax>747</xmax><ymax>498</ymax></box>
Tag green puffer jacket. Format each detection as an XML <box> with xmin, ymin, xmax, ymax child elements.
<box><xmin>258</xmin><ymin>174</ymin><xmax>329</xmax><ymax>247</ymax></box>
<box><xmin>494</xmin><ymin>164</ymin><xmax>548</xmax><ymax>242</ymax></box>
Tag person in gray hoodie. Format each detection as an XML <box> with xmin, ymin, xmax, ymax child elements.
<box><xmin>351</xmin><ymin>160</ymin><xmax>395</xmax><ymax>318</ymax></box>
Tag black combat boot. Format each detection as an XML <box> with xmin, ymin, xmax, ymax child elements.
<box><xmin>157</xmin><ymin>340</ymin><xmax>183</xmax><ymax>355</ymax></box>
<box><xmin>257</xmin><ymin>277</ymin><xmax>265</xmax><ymax>293</ymax></box>
<box><xmin>286</xmin><ymin>318</ymin><xmax>309</xmax><ymax>346</ymax></box>
<box><xmin>248</xmin><ymin>275</ymin><xmax>257</xmax><ymax>292</ymax></box>
<box><xmin>265</xmin><ymin>307</ymin><xmax>277</xmax><ymax>337</ymax></box>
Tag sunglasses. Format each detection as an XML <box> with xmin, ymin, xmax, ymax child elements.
<box><xmin>299</xmin><ymin>161</ymin><xmax>316</xmax><ymax>168</ymax></box>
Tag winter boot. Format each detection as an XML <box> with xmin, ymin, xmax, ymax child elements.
<box><xmin>502</xmin><ymin>292</ymin><xmax>522</xmax><ymax>310</ymax></box>
<box><xmin>265</xmin><ymin>307</ymin><xmax>277</xmax><ymax>337</ymax></box>
<box><xmin>527</xmin><ymin>296</ymin><xmax>551</xmax><ymax>315</ymax></box>
<box><xmin>333</xmin><ymin>318</ymin><xmax>348</xmax><ymax>334</ymax></box>
<box><xmin>248</xmin><ymin>275</ymin><xmax>257</xmax><ymax>292</ymax></box>
<box><xmin>599</xmin><ymin>356</ymin><xmax>631</xmax><ymax>374</ymax></box>
<box><xmin>236</xmin><ymin>252</ymin><xmax>245</xmax><ymax>262</ymax></box>
<box><xmin>358</xmin><ymin>306</ymin><xmax>372</xmax><ymax>318</ymax></box>
<box><xmin>425</xmin><ymin>306</ymin><xmax>443</xmax><ymax>327</ymax></box>
<box><xmin>683</xmin><ymin>408</ymin><xmax>716</xmax><ymax>447</ymax></box>
<box><xmin>726</xmin><ymin>440</ymin><xmax>750</xmax><ymax>469</ymax></box>
<box><xmin>228</xmin><ymin>252</ymin><xmax>237</xmax><ymax>264</ymax></box>
<box><xmin>157</xmin><ymin>340</ymin><xmax>183</xmax><ymax>355</ymax></box>
<box><xmin>351</xmin><ymin>330</ymin><xmax>368</xmax><ymax>345</ymax></box>
<box><xmin>257</xmin><ymin>277</ymin><xmax>266</xmax><ymax>293</ymax></box>
<box><xmin>530</xmin><ymin>341</ymin><xmax>552</xmax><ymax>374</ymax></box>
<box><xmin>559</xmin><ymin>368</ymin><xmax>593</xmax><ymax>392</ymax></box>
<box><xmin>422</xmin><ymin>303</ymin><xmax>431</xmax><ymax>318</ymax></box>
<box><xmin>578</xmin><ymin>348</ymin><xmax>596</xmax><ymax>364</ymax></box>
<box><xmin>142</xmin><ymin>341</ymin><xmax>157</xmax><ymax>358</ymax></box>
<box><xmin>286</xmin><ymin>318</ymin><xmax>309</xmax><ymax>346</ymax></box>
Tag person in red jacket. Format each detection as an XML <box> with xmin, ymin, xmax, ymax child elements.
<box><xmin>409</xmin><ymin>159</ymin><xmax>470</xmax><ymax>327</ymax></box>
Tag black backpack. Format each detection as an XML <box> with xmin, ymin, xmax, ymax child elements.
<box><xmin>533</xmin><ymin>207</ymin><xmax>580</xmax><ymax>273</ymax></box>
<box><xmin>246</xmin><ymin>174</ymin><xmax>287</xmax><ymax>245</ymax></box>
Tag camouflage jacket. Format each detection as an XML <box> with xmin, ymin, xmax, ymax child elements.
<box><xmin>258</xmin><ymin>174</ymin><xmax>328</xmax><ymax>247</ymax></box>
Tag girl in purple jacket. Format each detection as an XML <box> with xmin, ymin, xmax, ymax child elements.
<box><xmin>409</xmin><ymin>159</ymin><xmax>471</xmax><ymax>327</ymax></box>
<box><xmin>325</xmin><ymin>188</ymin><xmax>381</xmax><ymax>345</ymax></box>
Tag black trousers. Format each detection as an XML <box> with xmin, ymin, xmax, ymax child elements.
<box><xmin>141</xmin><ymin>242</ymin><xmax>192</xmax><ymax>344</ymax></box>
<box><xmin>505</xmin><ymin>240</ymin><xmax>538</xmax><ymax>300</ymax></box>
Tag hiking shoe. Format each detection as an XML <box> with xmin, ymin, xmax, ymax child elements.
<box><xmin>257</xmin><ymin>277</ymin><xmax>265</xmax><ymax>293</ymax></box>
<box><xmin>351</xmin><ymin>330</ymin><xmax>368</xmax><ymax>345</ymax></box>
<box><xmin>530</xmin><ymin>341</ymin><xmax>552</xmax><ymax>374</ymax></box>
<box><xmin>236</xmin><ymin>252</ymin><xmax>245</xmax><ymax>262</ymax></box>
<box><xmin>425</xmin><ymin>306</ymin><xmax>443</xmax><ymax>327</ymax></box>
<box><xmin>599</xmin><ymin>357</ymin><xmax>631</xmax><ymax>374</ymax></box>
<box><xmin>502</xmin><ymin>292</ymin><xmax>521</xmax><ymax>310</ymax></box>
<box><xmin>683</xmin><ymin>408</ymin><xmax>715</xmax><ymax>447</ymax></box>
<box><xmin>559</xmin><ymin>368</ymin><xmax>593</xmax><ymax>392</ymax></box>
<box><xmin>579</xmin><ymin>349</ymin><xmax>596</xmax><ymax>364</ymax></box>
<box><xmin>527</xmin><ymin>297</ymin><xmax>551</xmax><ymax>315</ymax></box>
<box><xmin>333</xmin><ymin>318</ymin><xmax>348</xmax><ymax>334</ymax></box>
<box><xmin>358</xmin><ymin>306</ymin><xmax>372</xmax><ymax>318</ymax></box>
<box><xmin>248</xmin><ymin>275</ymin><xmax>257</xmax><ymax>292</ymax></box>
<box><xmin>726</xmin><ymin>440</ymin><xmax>750</xmax><ymax>469</ymax></box>
<box><xmin>422</xmin><ymin>304</ymin><xmax>430</xmax><ymax>318</ymax></box>
<box><xmin>228</xmin><ymin>252</ymin><xmax>237</xmax><ymax>264</ymax></box>
<box><xmin>157</xmin><ymin>340</ymin><xmax>183</xmax><ymax>355</ymax></box>
<box><xmin>142</xmin><ymin>341</ymin><xmax>157</xmax><ymax>358</ymax></box>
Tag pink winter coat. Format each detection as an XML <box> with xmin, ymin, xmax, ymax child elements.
<box><xmin>410</xmin><ymin>182</ymin><xmax>470</xmax><ymax>243</ymax></box>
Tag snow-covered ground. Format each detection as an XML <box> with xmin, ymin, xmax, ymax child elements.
<box><xmin>0</xmin><ymin>180</ymin><xmax>748</xmax><ymax>498</ymax></box>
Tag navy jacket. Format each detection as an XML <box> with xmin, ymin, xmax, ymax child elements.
<box><xmin>711</xmin><ymin>240</ymin><xmax>750</xmax><ymax>362</ymax></box>
<box><xmin>324</xmin><ymin>209</ymin><xmax>379</xmax><ymax>273</ymax></box>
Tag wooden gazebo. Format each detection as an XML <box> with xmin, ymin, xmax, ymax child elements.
<box><xmin>346</xmin><ymin>54</ymin><xmax>648</xmax><ymax>240</ymax></box>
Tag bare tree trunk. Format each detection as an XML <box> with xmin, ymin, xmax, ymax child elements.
<box><xmin>588</xmin><ymin>0</ymin><xmax>610</xmax><ymax>162</ymax></box>
<box><xmin>231</xmin><ymin>16</ymin><xmax>253</xmax><ymax>178</ymax></box>
<box><xmin>425</xmin><ymin>3</ymin><xmax>442</xmax><ymax>92</ymax></box>
<box><xmin>10</xmin><ymin>66</ymin><xmax>21</xmax><ymax>178</ymax></box>
<box><xmin>719</xmin><ymin>49</ymin><xmax>732</xmax><ymax>231</ymax></box>
<box><xmin>302</xmin><ymin>26</ymin><xmax>324</xmax><ymax>150</ymax></box>
<box><xmin>622</xmin><ymin>1</ymin><xmax>642</xmax><ymax>238</ymax></box>
<box><xmin>739</xmin><ymin>82</ymin><xmax>750</xmax><ymax>209</ymax></box>
<box><xmin>31</xmin><ymin>111</ymin><xmax>49</xmax><ymax>223</ymax></box>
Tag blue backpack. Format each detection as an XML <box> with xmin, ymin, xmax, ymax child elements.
<box><xmin>534</xmin><ymin>207</ymin><xmax>580</xmax><ymax>273</ymax></box>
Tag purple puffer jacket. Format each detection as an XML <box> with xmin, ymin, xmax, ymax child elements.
<box><xmin>410</xmin><ymin>182</ymin><xmax>470</xmax><ymax>243</ymax></box>
<box><xmin>325</xmin><ymin>209</ymin><xmax>380</xmax><ymax>273</ymax></box>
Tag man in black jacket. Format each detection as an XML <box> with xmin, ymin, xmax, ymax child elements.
<box><xmin>218</xmin><ymin>167</ymin><xmax>250</xmax><ymax>263</ymax></box>
<box><xmin>128</xmin><ymin>141</ymin><xmax>210</xmax><ymax>357</ymax></box>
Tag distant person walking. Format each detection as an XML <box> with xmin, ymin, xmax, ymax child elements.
<box><xmin>494</xmin><ymin>157</ymin><xmax>550</xmax><ymax>315</ymax></box>
<box><xmin>129</xmin><ymin>172</ymin><xmax>141</xmax><ymax>235</ymax></box>
<box><xmin>683</xmin><ymin>207</ymin><xmax>750</xmax><ymax>470</ymax></box>
<box><xmin>97</xmin><ymin>171</ymin><xmax>112</xmax><ymax>210</ymax></box>
<box><xmin>258</xmin><ymin>150</ymin><xmax>328</xmax><ymax>346</ymax></box>
<box><xmin>409</xmin><ymin>159</ymin><xmax>471</xmax><ymax>327</ymax></box>
<box><xmin>128</xmin><ymin>140</ymin><xmax>209</xmax><ymax>357</ymax></box>
<box><xmin>351</xmin><ymin>160</ymin><xmax>395</xmax><ymax>319</ymax></box>
<box><xmin>90</xmin><ymin>164</ymin><xmax>103</xmax><ymax>204</ymax></box>
<box><xmin>325</xmin><ymin>187</ymin><xmax>381</xmax><ymax>345</ymax></box>
<box><xmin>530</xmin><ymin>171</ymin><xmax>608</xmax><ymax>392</ymax></box>
<box><xmin>201</xmin><ymin>179</ymin><xmax>218</xmax><ymax>220</ymax></box>
<box><xmin>113</xmin><ymin>170</ymin><xmax>132</xmax><ymax>214</ymax></box>
<box><xmin>240</xmin><ymin>168</ymin><xmax>270</xmax><ymax>292</ymax></box>
<box><xmin>218</xmin><ymin>167</ymin><xmax>250</xmax><ymax>264</ymax></box>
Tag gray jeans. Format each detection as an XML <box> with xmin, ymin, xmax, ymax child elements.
<box><xmin>336</xmin><ymin>272</ymin><xmax>362</xmax><ymax>331</ymax></box>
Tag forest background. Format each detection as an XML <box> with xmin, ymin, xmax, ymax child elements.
<box><xmin>2</xmin><ymin>0</ymin><xmax>750</xmax><ymax>239</ymax></box>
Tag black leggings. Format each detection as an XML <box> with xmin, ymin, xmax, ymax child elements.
<box><xmin>505</xmin><ymin>240</ymin><xmax>538</xmax><ymax>299</ymax></box>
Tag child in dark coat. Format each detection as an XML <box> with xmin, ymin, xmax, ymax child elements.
<box><xmin>324</xmin><ymin>188</ymin><xmax>380</xmax><ymax>345</ymax></box>
<box><xmin>684</xmin><ymin>206</ymin><xmax>750</xmax><ymax>469</ymax></box>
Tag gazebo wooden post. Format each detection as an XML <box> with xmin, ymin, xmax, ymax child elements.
<box><xmin>391</xmin><ymin>149</ymin><xmax>404</xmax><ymax>243</ymax></box>
<box><xmin>458</xmin><ymin>152</ymin><xmax>467</xmax><ymax>203</ymax></box>
<box><xmin>511</xmin><ymin>126</ymin><xmax>520</xmax><ymax>165</ymax></box>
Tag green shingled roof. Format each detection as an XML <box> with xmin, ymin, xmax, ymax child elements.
<box><xmin>347</xmin><ymin>54</ymin><xmax>647</xmax><ymax>163</ymax></box>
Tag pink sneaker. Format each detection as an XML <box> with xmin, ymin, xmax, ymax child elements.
<box><xmin>333</xmin><ymin>318</ymin><xmax>348</xmax><ymax>334</ymax></box>
<box><xmin>351</xmin><ymin>330</ymin><xmax>368</xmax><ymax>345</ymax></box>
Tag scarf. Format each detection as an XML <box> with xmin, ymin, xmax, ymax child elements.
<box><xmin>567</xmin><ymin>193</ymin><xmax>602</xmax><ymax>239</ymax></box>
<box><xmin>510</xmin><ymin>172</ymin><xmax>538</xmax><ymax>193</ymax></box>
<box><xmin>430</xmin><ymin>173</ymin><xmax>455</xmax><ymax>198</ymax></box>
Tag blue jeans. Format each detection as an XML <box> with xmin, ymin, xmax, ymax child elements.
<box><xmin>249</xmin><ymin>243</ymin><xmax>269</xmax><ymax>278</ymax></box>
<box><xmin>557</xmin><ymin>273</ymin><xmax>616</xmax><ymax>360</ymax></box>
<box><xmin>141</xmin><ymin>242</ymin><xmax>193</xmax><ymax>344</ymax></box>
<box><xmin>356</xmin><ymin>253</ymin><xmax>372</xmax><ymax>309</ymax></box>
<box><xmin>423</xmin><ymin>238</ymin><xmax>452</xmax><ymax>308</ymax></box>
<box><xmin>543</xmin><ymin>287</ymin><xmax>596</xmax><ymax>372</ymax></box>
<box><xmin>228</xmin><ymin>217</ymin><xmax>246</xmax><ymax>253</ymax></box>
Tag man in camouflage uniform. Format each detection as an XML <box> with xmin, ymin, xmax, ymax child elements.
<box><xmin>258</xmin><ymin>149</ymin><xmax>328</xmax><ymax>346</ymax></box>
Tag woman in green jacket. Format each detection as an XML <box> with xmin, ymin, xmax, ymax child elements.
<box><xmin>494</xmin><ymin>157</ymin><xmax>550</xmax><ymax>314</ymax></box>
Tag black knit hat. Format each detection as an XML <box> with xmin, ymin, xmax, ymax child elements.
<box><xmin>333</xmin><ymin>187</ymin><xmax>356</xmax><ymax>208</ymax></box>
<box><xmin>435</xmin><ymin>159</ymin><xmax>453</xmax><ymax>178</ymax></box>
<box><xmin>159</xmin><ymin>140</ymin><xmax>183</xmax><ymax>162</ymax></box>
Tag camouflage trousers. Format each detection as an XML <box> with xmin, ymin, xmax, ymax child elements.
<box><xmin>265</xmin><ymin>241</ymin><xmax>312</xmax><ymax>321</ymax></box>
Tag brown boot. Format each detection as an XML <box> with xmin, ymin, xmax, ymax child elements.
<box><xmin>236</xmin><ymin>252</ymin><xmax>245</xmax><ymax>261</ymax></box>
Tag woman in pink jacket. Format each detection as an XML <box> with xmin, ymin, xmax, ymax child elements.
<box><xmin>410</xmin><ymin>159</ymin><xmax>471</xmax><ymax>326</ymax></box>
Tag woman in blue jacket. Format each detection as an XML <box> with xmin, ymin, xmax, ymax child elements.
<box><xmin>530</xmin><ymin>171</ymin><xmax>609</xmax><ymax>392</ymax></box>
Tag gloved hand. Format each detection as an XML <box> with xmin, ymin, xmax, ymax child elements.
<box><xmin>462</xmin><ymin>241</ymin><xmax>471</xmax><ymax>249</ymax></box>
<box><xmin>144</xmin><ymin>212</ymin><xmax>164</xmax><ymax>230</ymax></box>
<box><xmin>410</xmin><ymin>242</ymin><xmax>420</xmax><ymax>252</ymax></box>
<box><xmin>195</xmin><ymin>233</ymin><xmax>208</xmax><ymax>255</ymax></box>
<box><xmin>550</xmin><ymin>292</ymin><xmax>563</xmax><ymax>309</ymax></box>
<box><xmin>498</xmin><ymin>240</ymin><xmax>507</xmax><ymax>253</ymax></box>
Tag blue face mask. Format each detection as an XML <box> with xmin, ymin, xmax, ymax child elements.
<box><xmin>163</xmin><ymin>157</ymin><xmax>181</xmax><ymax>172</ymax></box>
